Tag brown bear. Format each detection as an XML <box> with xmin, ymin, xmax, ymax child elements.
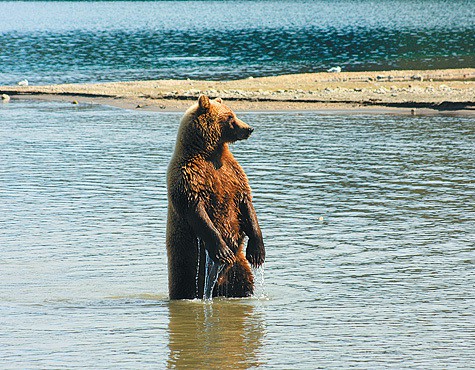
<box><xmin>166</xmin><ymin>95</ymin><xmax>265</xmax><ymax>300</ymax></box>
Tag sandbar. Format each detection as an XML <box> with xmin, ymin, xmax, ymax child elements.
<box><xmin>2</xmin><ymin>68</ymin><xmax>474</xmax><ymax>115</ymax></box>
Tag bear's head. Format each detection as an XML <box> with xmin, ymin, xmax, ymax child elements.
<box><xmin>177</xmin><ymin>95</ymin><xmax>254</xmax><ymax>156</ymax></box>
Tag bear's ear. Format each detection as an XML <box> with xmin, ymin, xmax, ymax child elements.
<box><xmin>215</xmin><ymin>97</ymin><xmax>223</xmax><ymax>104</ymax></box>
<box><xmin>198</xmin><ymin>95</ymin><xmax>210</xmax><ymax>111</ymax></box>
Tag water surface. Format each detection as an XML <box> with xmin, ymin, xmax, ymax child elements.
<box><xmin>1</xmin><ymin>101</ymin><xmax>474</xmax><ymax>368</ymax></box>
<box><xmin>1</xmin><ymin>0</ymin><xmax>474</xmax><ymax>84</ymax></box>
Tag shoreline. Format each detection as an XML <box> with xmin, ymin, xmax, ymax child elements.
<box><xmin>2</xmin><ymin>68</ymin><xmax>475</xmax><ymax>115</ymax></box>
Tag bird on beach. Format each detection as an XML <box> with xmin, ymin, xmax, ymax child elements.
<box><xmin>327</xmin><ymin>66</ymin><xmax>342</xmax><ymax>73</ymax></box>
<box><xmin>17</xmin><ymin>79</ymin><xmax>29</xmax><ymax>86</ymax></box>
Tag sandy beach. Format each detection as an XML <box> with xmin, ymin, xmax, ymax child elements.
<box><xmin>2</xmin><ymin>68</ymin><xmax>474</xmax><ymax>114</ymax></box>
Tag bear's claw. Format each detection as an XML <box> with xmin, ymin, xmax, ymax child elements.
<box><xmin>217</xmin><ymin>246</ymin><xmax>235</xmax><ymax>265</ymax></box>
<box><xmin>246</xmin><ymin>238</ymin><xmax>265</xmax><ymax>267</ymax></box>
<box><xmin>246</xmin><ymin>252</ymin><xmax>264</xmax><ymax>267</ymax></box>
<box><xmin>209</xmin><ymin>241</ymin><xmax>235</xmax><ymax>265</ymax></box>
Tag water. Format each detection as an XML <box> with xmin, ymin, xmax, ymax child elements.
<box><xmin>1</xmin><ymin>0</ymin><xmax>474</xmax><ymax>85</ymax></box>
<box><xmin>1</xmin><ymin>100</ymin><xmax>474</xmax><ymax>368</ymax></box>
<box><xmin>203</xmin><ymin>249</ymin><xmax>224</xmax><ymax>300</ymax></box>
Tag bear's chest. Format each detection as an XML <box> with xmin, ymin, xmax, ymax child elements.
<box><xmin>182</xmin><ymin>154</ymin><xmax>248</xmax><ymax>213</ymax></box>
<box><xmin>203</xmin><ymin>160</ymin><xmax>244</xmax><ymax>204</ymax></box>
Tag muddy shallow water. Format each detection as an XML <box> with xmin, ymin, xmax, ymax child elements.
<box><xmin>1</xmin><ymin>101</ymin><xmax>474</xmax><ymax>368</ymax></box>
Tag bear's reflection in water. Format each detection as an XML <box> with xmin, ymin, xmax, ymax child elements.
<box><xmin>167</xmin><ymin>300</ymin><xmax>265</xmax><ymax>368</ymax></box>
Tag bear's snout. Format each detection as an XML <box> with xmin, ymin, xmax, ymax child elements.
<box><xmin>234</xmin><ymin>119</ymin><xmax>254</xmax><ymax>140</ymax></box>
<box><xmin>246</xmin><ymin>127</ymin><xmax>254</xmax><ymax>137</ymax></box>
<box><xmin>237</xmin><ymin>125</ymin><xmax>254</xmax><ymax>140</ymax></box>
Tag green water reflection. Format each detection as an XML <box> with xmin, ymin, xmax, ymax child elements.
<box><xmin>167</xmin><ymin>300</ymin><xmax>265</xmax><ymax>368</ymax></box>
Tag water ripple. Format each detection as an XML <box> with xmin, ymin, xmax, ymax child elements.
<box><xmin>1</xmin><ymin>102</ymin><xmax>474</xmax><ymax>368</ymax></box>
<box><xmin>1</xmin><ymin>1</ymin><xmax>474</xmax><ymax>84</ymax></box>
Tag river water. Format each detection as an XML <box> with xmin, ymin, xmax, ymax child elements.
<box><xmin>1</xmin><ymin>100</ymin><xmax>474</xmax><ymax>368</ymax></box>
<box><xmin>1</xmin><ymin>0</ymin><xmax>474</xmax><ymax>85</ymax></box>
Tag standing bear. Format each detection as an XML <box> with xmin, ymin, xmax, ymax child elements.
<box><xmin>166</xmin><ymin>95</ymin><xmax>265</xmax><ymax>300</ymax></box>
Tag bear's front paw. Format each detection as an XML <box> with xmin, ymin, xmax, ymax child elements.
<box><xmin>217</xmin><ymin>244</ymin><xmax>235</xmax><ymax>265</ymax></box>
<box><xmin>209</xmin><ymin>239</ymin><xmax>235</xmax><ymax>265</ymax></box>
<box><xmin>246</xmin><ymin>237</ymin><xmax>265</xmax><ymax>267</ymax></box>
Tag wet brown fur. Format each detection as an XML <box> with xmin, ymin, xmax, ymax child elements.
<box><xmin>167</xmin><ymin>96</ymin><xmax>265</xmax><ymax>299</ymax></box>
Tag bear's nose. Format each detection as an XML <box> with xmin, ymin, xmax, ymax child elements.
<box><xmin>248</xmin><ymin>127</ymin><xmax>254</xmax><ymax>134</ymax></box>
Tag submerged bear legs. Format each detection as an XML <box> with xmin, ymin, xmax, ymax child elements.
<box><xmin>167</xmin><ymin>210</ymin><xmax>204</xmax><ymax>299</ymax></box>
<box><xmin>167</xmin><ymin>238</ymin><xmax>200</xmax><ymax>300</ymax></box>
<box><xmin>167</xmin><ymin>225</ymin><xmax>254</xmax><ymax>299</ymax></box>
<box><xmin>197</xmin><ymin>240</ymin><xmax>254</xmax><ymax>298</ymax></box>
